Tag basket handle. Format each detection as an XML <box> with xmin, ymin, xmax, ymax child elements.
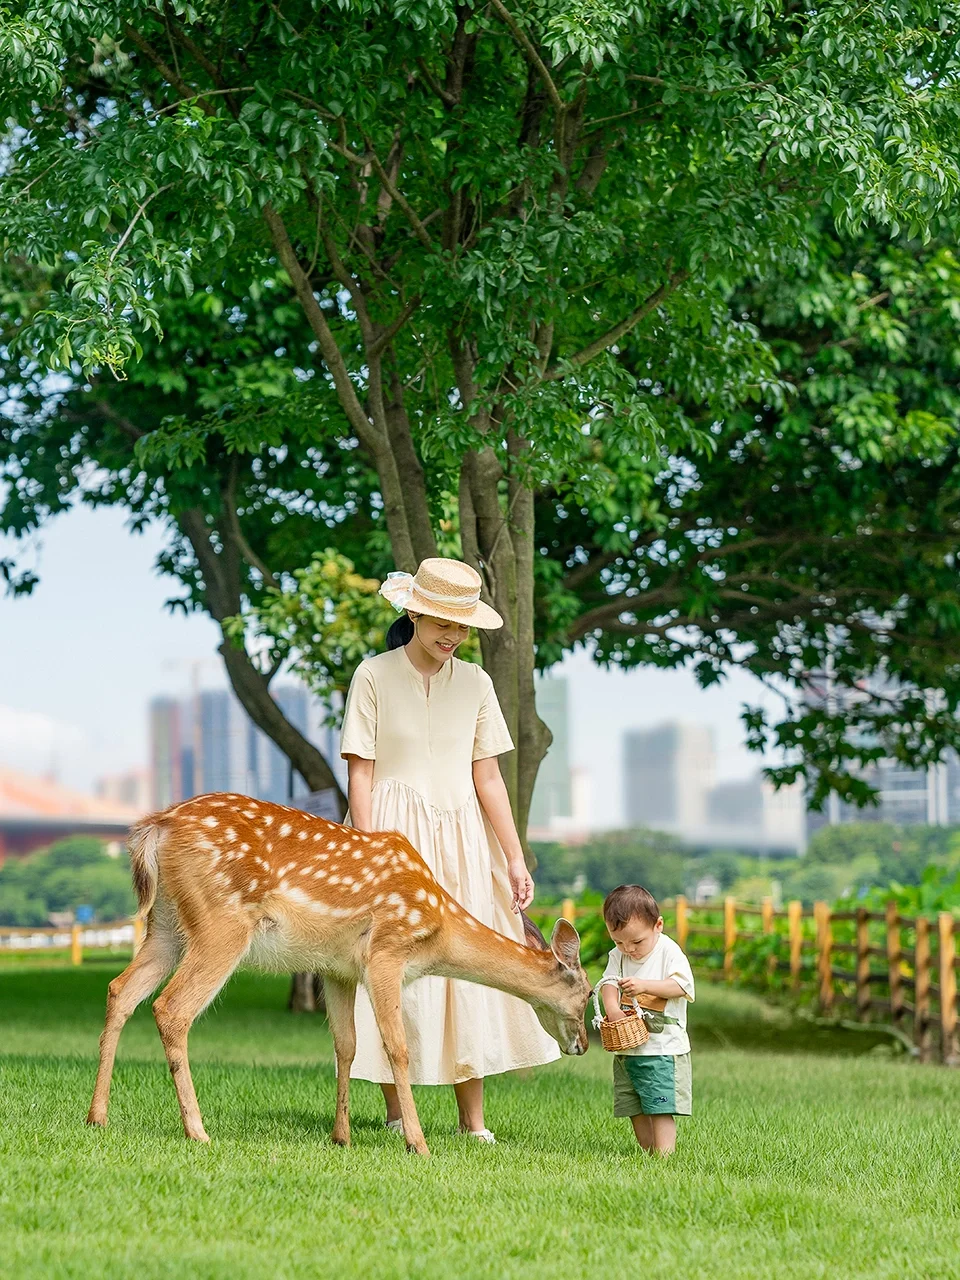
<box><xmin>592</xmin><ymin>978</ymin><xmax>639</xmax><ymax>1028</ymax></box>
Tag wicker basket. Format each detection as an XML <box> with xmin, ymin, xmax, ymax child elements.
<box><xmin>592</xmin><ymin>981</ymin><xmax>668</xmax><ymax>1053</ymax></box>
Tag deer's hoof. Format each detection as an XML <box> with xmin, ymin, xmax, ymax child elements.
<box><xmin>85</xmin><ymin>1110</ymin><xmax>106</xmax><ymax>1128</ymax></box>
<box><xmin>331</xmin><ymin>1132</ymin><xmax>351</xmax><ymax>1148</ymax></box>
<box><xmin>406</xmin><ymin>1140</ymin><xmax>431</xmax><ymax>1157</ymax></box>
<box><xmin>185</xmin><ymin>1127</ymin><xmax>210</xmax><ymax>1143</ymax></box>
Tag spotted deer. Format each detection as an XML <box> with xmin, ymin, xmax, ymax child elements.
<box><xmin>87</xmin><ymin>793</ymin><xmax>590</xmax><ymax>1155</ymax></box>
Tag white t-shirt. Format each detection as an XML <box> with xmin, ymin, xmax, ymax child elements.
<box><xmin>600</xmin><ymin>933</ymin><xmax>695</xmax><ymax>1057</ymax></box>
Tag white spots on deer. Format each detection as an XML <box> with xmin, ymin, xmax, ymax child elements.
<box><xmin>225</xmin><ymin>827</ymin><xmax>237</xmax><ymax>842</ymax></box>
<box><xmin>240</xmin><ymin>843</ymin><xmax>250</xmax><ymax>853</ymax></box>
<box><xmin>415</xmin><ymin>888</ymin><xmax>427</xmax><ymax>902</ymax></box>
<box><xmin>350</xmin><ymin>882</ymin><xmax>361</xmax><ymax>893</ymax></box>
<box><xmin>248</xmin><ymin>879</ymin><xmax>259</xmax><ymax>892</ymax></box>
<box><xmin>279</xmin><ymin>823</ymin><xmax>292</xmax><ymax>838</ymax></box>
<box><xmin>447</xmin><ymin>901</ymin><xmax>458</xmax><ymax>914</ymax></box>
<box><xmin>243</xmin><ymin>810</ymin><xmax>257</xmax><ymax>819</ymax></box>
<box><xmin>298</xmin><ymin>831</ymin><xmax>307</xmax><ymax>841</ymax></box>
<box><xmin>314</xmin><ymin>867</ymin><xmax>327</xmax><ymax>879</ymax></box>
<box><xmin>407</xmin><ymin>908</ymin><xmax>422</xmax><ymax>926</ymax></box>
<box><xmin>373</xmin><ymin>894</ymin><xmax>384</xmax><ymax>906</ymax></box>
<box><xmin>202</xmin><ymin>816</ymin><xmax>219</xmax><ymax>829</ymax></box>
<box><xmin>263</xmin><ymin>814</ymin><xmax>274</xmax><ymax>827</ymax></box>
<box><xmin>427</xmin><ymin>893</ymin><xmax>438</xmax><ymax>908</ymax></box>
<box><xmin>313</xmin><ymin>833</ymin><xmax>322</xmax><ymax>842</ymax></box>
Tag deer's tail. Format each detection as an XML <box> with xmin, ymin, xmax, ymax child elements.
<box><xmin>128</xmin><ymin>818</ymin><xmax>164</xmax><ymax>917</ymax></box>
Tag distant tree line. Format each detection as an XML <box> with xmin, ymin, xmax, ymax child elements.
<box><xmin>0</xmin><ymin>838</ymin><xmax>136</xmax><ymax>927</ymax></box>
<box><xmin>532</xmin><ymin>824</ymin><xmax>960</xmax><ymax>908</ymax></box>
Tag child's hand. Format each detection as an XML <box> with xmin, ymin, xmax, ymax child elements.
<box><xmin>605</xmin><ymin>1006</ymin><xmax>629</xmax><ymax>1022</ymax></box>
<box><xmin>619</xmin><ymin>978</ymin><xmax>649</xmax><ymax>998</ymax></box>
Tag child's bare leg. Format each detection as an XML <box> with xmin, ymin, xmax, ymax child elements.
<box><xmin>630</xmin><ymin>1113</ymin><xmax>655</xmax><ymax>1150</ymax></box>
<box><xmin>630</xmin><ymin>1113</ymin><xmax>676</xmax><ymax>1154</ymax></box>
<box><xmin>651</xmin><ymin>1115</ymin><xmax>676</xmax><ymax>1154</ymax></box>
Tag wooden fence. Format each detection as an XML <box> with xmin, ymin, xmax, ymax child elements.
<box><xmin>540</xmin><ymin>896</ymin><xmax>960</xmax><ymax>1066</ymax></box>
<box><xmin>0</xmin><ymin>919</ymin><xmax>142</xmax><ymax>963</ymax></box>
<box><xmin>4</xmin><ymin>900</ymin><xmax>958</xmax><ymax>1064</ymax></box>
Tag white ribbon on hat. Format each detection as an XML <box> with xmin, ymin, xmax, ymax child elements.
<box><xmin>379</xmin><ymin>570</ymin><xmax>481</xmax><ymax>612</ymax></box>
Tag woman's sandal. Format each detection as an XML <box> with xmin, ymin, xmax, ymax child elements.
<box><xmin>456</xmin><ymin>1125</ymin><xmax>496</xmax><ymax>1144</ymax></box>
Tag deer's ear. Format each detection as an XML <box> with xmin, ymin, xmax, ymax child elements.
<box><xmin>521</xmin><ymin>911</ymin><xmax>549</xmax><ymax>951</ymax></box>
<box><xmin>550</xmin><ymin>918</ymin><xmax>581</xmax><ymax>969</ymax></box>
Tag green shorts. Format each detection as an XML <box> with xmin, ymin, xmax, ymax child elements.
<box><xmin>613</xmin><ymin>1053</ymin><xmax>692</xmax><ymax>1118</ymax></box>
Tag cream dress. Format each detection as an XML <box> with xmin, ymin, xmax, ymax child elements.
<box><xmin>339</xmin><ymin>646</ymin><xmax>561</xmax><ymax>1084</ymax></box>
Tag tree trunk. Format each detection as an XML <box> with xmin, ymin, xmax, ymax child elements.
<box><xmin>460</xmin><ymin>445</ymin><xmax>552</xmax><ymax>857</ymax></box>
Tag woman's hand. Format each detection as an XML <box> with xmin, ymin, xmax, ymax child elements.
<box><xmin>507</xmin><ymin>860</ymin><xmax>534</xmax><ymax>914</ymax></box>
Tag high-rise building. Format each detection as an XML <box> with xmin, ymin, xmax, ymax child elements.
<box><xmin>255</xmin><ymin>684</ymin><xmax>311</xmax><ymax>803</ymax></box>
<box><xmin>95</xmin><ymin>769</ymin><xmax>152</xmax><ymax>815</ymax></box>
<box><xmin>528</xmin><ymin>675</ymin><xmax>573</xmax><ymax>831</ymax></box>
<box><xmin>149</xmin><ymin>697</ymin><xmax>183</xmax><ymax>809</ymax></box>
<box><xmin>708</xmin><ymin>772</ymin><xmax>805</xmax><ymax>852</ymax></box>
<box><xmin>198</xmin><ymin>689</ymin><xmax>253</xmax><ymax>794</ymax></box>
<box><xmin>623</xmin><ymin>723</ymin><xmax>716</xmax><ymax>832</ymax></box>
<box><xmin>149</xmin><ymin>683</ymin><xmax>340</xmax><ymax>807</ymax></box>
<box><xmin>802</xmin><ymin>668</ymin><xmax>960</xmax><ymax>832</ymax></box>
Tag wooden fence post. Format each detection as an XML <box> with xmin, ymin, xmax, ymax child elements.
<box><xmin>676</xmin><ymin>895</ymin><xmax>688</xmax><ymax>952</ymax></box>
<box><xmin>133</xmin><ymin>916</ymin><xmax>145</xmax><ymax>956</ymax></box>
<box><xmin>723</xmin><ymin>896</ymin><xmax>736</xmax><ymax>982</ymax></box>
<box><xmin>814</xmin><ymin>901</ymin><xmax>833</xmax><ymax>1012</ymax></box>
<box><xmin>561</xmin><ymin>898</ymin><xmax>576</xmax><ymax>925</ymax></box>
<box><xmin>939</xmin><ymin>913</ymin><xmax>959</xmax><ymax>1066</ymax></box>
<box><xmin>788</xmin><ymin>900</ymin><xmax>803</xmax><ymax>990</ymax></box>
<box><xmin>886</xmin><ymin>900</ymin><xmax>904</xmax><ymax>1029</ymax></box>
<box><xmin>856</xmin><ymin>907</ymin><xmax>871</xmax><ymax>1023</ymax></box>
<box><xmin>914</xmin><ymin>916</ymin><xmax>932</xmax><ymax>1063</ymax></box>
<box><xmin>762</xmin><ymin>897</ymin><xmax>776</xmax><ymax>981</ymax></box>
<box><xmin>70</xmin><ymin>923</ymin><xmax>82</xmax><ymax>967</ymax></box>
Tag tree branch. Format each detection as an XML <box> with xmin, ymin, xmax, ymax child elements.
<box><xmin>489</xmin><ymin>0</ymin><xmax>564</xmax><ymax>113</ymax></box>
<box><xmin>108</xmin><ymin>184</ymin><xmax>173</xmax><ymax>263</ymax></box>
<box><xmin>543</xmin><ymin>270</ymin><xmax>689</xmax><ymax>378</ymax></box>
<box><xmin>364</xmin><ymin>144</ymin><xmax>433</xmax><ymax>248</ymax></box>
<box><xmin>122</xmin><ymin>24</ymin><xmax>211</xmax><ymax>111</ymax></box>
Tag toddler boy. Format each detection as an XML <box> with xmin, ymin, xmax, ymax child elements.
<box><xmin>600</xmin><ymin>884</ymin><xmax>695</xmax><ymax>1154</ymax></box>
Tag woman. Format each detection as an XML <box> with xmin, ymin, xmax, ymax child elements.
<box><xmin>339</xmin><ymin>557</ymin><xmax>560</xmax><ymax>1142</ymax></box>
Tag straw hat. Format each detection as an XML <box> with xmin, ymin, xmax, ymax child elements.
<box><xmin>379</xmin><ymin>558</ymin><xmax>503</xmax><ymax>630</ymax></box>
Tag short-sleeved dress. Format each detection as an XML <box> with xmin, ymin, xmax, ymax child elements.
<box><xmin>339</xmin><ymin>646</ymin><xmax>561</xmax><ymax>1084</ymax></box>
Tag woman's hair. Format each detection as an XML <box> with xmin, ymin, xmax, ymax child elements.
<box><xmin>385</xmin><ymin>613</ymin><xmax>417</xmax><ymax>650</ymax></box>
<box><xmin>602</xmin><ymin>884</ymin><xmax>661</xmax><ymax>931</ymax></box>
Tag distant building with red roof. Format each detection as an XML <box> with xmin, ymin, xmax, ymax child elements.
<box><xmin>0</xmin><ymin>768</ymin><xmax>139</xmax><ymax>864</ymax></box>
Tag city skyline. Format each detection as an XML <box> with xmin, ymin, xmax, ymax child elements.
<box><xmin>2</xmin><ymin>502</ymin><xmax>788</xmax><ymax>828</ymax></box>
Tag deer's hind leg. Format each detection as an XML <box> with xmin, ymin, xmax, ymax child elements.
<box><xmin>322</xmin><ymin>976</ymin><xmax>357</xmax><ymax>1147</ymax></box>
<box><xmin>87</xmin><ymin>915</ymin><xmax>179</xmax><ymax>1128</ymax></box>
<box><xmin>152</xmin><ymin>923</ymin><xmax>251</xmax><ymax>1142</ymax></box>
<box><xmin>365</xmin><ymin>954</ymin><xmax>428</xmax><ymax>1156</ymax></box>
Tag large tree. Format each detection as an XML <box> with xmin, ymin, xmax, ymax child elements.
<box><xmin>2</xmin><ymin>1</ymin><xmax>959</xmax><ymax>831</ymax></box>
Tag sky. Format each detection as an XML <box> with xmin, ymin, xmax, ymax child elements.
<box><xmin>0</xmin><ymin>503</ymin><xmax>785</xmax><ymax>825</ymax></box>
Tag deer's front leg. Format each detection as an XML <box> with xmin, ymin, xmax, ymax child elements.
<box><xmin>322</xmin><ymin>976</ymin><xmax>357</xmax><ymax>1147</ymax></box>
<box><xmin>365</xmin><ymin>956</ymin><xmax>428</xmax><ymax>1156</ymax></box>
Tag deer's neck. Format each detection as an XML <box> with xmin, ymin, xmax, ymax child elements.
<box><xmin>432</xmin><ymin>913</ymin><xmax>555</xmax><ymax>1004</ymax></box>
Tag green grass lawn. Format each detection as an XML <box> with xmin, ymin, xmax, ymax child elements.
<box><xmin>2</xmin><ymin>962</ymin><xmax>958</xmax><ymax>1280</ymax></box>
